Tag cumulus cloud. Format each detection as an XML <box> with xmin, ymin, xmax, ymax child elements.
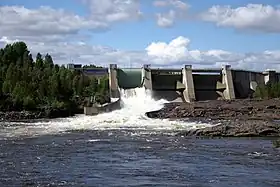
<box><xmin>0</xmin><ymin>4</ymin><xmax>280</xmax><ymax>71</ymax></box>
<box><xmin>0</xmin><ymin>36</ymin><xmax>149</xmax><ymax>68</ymax></box>
<box><xmin>0</xmin><ymin>2</ymin><xmax>143</xmax><ymax>42</ymax></box>
<box><xmin>146</xmin><ymin>36</ymin><xmax>190</xmax><ymax>60</ymax></box>
<box><xmin>0</xmin><ymin>6</ymin><xmax>107</xmax><ymax>38</ymax></box>
<box><xmin>200</xmin><ymin>4</ymin><xmax>280</xmax><ymax>33</ymax></box>
<box><xmin>1</xmin><ymin>35</ymin><xmax>280</xmax><ymax>71</ymax></box>
<box><xmin>145</xmin><ymin>36</ymin><xmax>280</xmax><ymax>70</ymax></box>
<box><xmin>154</xmin><ymin>0</ymin><xmax>189</xmax><ymax>27</ymax></box>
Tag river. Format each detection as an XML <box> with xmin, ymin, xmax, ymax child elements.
<box><xmin>0</xmin><ymin>88</ymin><xmax>280</xmax><ymax>186</ymax></box>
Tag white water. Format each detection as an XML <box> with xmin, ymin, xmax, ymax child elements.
<box><xmin>0</xmin><ymin>87</ymin><xmax>214</xmax><ymax>138</ymax></box>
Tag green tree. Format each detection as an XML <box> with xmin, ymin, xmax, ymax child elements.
<box><xmin>44</xmin><ymin>53</ymin><xmax>54</xmax><ymax>69</ymax></box>
<box><xmin>35</xmin><ymin>53</ymin><xmax>44</xmax><ymax>69</ymax></box>
<box><xmin>0</xmin><ymin>41</ymin><xmax>109</xmax><ymax>112</ymax></box>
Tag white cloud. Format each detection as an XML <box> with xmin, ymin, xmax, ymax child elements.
<box><xmin>0</xmin><ymin>4</ymin><xmax>280</xmax><ymax>71</ymax></box>
<box><xmin>0</xmin><ymin>2</ymin><xmax>143</xmax><ymax>41</ymax></box>
<box><xmin>154</xmin><ymin>0</ymin><xmax>189</xmax><ymax>10</ymax></box>
<box><xmin>154</xmin><ymin>0</ymin><xmax>189</xmax><ymax>27</ymax></box>
<box><xmin>200</xmin><ymin>4</ymin><xmax>280</xmax><ymax>33</ymax></box>
<box><xmin>0</xmin><ymin>5</ymin><xmax>107</xmax><ymax>38</ymax></box>
<box><xmin>146</xmin><ymin>36</ymin><xmax>190</xmax><ymax>60</ymax></box>
<box><xmin>156</xmin><ymin>10</ymin><xmax>176</xmax><ymax>27</ymax></box>
<box><xmin>83</xmin><ymin>0</ymin><xmax>142</xmax><ymax>22</ymax></box>
<box><xmin>0</xmin><ymin>36</ymin><xmax>149</xmax><ymax>68</ymax></box>
<box><xmin>145</xmin><ymin>36</ymin><xmax>280</xmax><ymax>70</ymax></box>
<box><xmin>1</xmin><ymin>35</ymin><xmax>280</xmax><ymax>71</ymax></box>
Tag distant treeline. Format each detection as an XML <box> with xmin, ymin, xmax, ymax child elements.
<box><xmin>0</xmin><ymin>41</ymin><xmax>109</xmax><ymax>112</ymax></box>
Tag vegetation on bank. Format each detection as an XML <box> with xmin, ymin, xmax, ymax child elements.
<box><xmin>0</xmin><ymin>42</ymin><xmax>109</xmax><ymax>113</ymax></box>
<box><xmin>254</xmin><ymin>82</ymin><xmax>280</xmax><ymax>99</ymax></box>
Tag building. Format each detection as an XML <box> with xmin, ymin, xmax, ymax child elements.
<box><xmin>67</xmin><ymin>63</ymin><xmax>82</xmax><ymax>69</ymax></box>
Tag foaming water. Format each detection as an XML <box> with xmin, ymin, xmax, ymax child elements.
<box><xmin>0</xmin><ymin>87</ymin><xmax>213</xmax><ymax>138</ymax></box>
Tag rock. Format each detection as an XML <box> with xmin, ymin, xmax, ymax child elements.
<box><xmin>266</xmin><ymin>105</ymin><xmax>277</xmax><ymax>109</ymax></box>
<box><xmin>146</xmin><ymin>99</ymin><xmax>280</xmax><ymax>137</ymax></box>
<box><xmin>44</xmin><ymin>107</ymin><xmax>73</xmax><ymax>118</ymax></box>
<box><xmin>146</xmin><ymin>99</ymin><xmax>280</xmax><ymax>121</ymax></box>
<box><xmin>178</xmin><ymin>120</ymin><xmax>280</xmax><ymax>137</ymax></box>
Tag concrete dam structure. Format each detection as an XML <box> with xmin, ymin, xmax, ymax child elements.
<box><xmin>107</xmin><ymin>64</ymin><xmax>279</xmax><ymax>102</ymax></box>
<box><xmin>68</xmin><ymin>63</ymin><xmax>280</xmax><ymax>103</ymax></box>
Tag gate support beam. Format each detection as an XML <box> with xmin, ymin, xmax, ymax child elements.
<box><xmin>109</xmin><ymin>64</ymin><xmax>120</xmax><ymax>98</ymax></box>
<box><xmin>141</xmin><ymin>64</ymin><xmax>152</xmax><ymax>89</ymax></box>
<box><xmin>182</xmin><ymin>65</ymin><xmax>196</xmax><ymax>102</ymax></box>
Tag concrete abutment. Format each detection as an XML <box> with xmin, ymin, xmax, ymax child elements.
<box><xmin>182</xmin><ymin>65</ymin><xmax>196</xmax><ymax>102</ymax></box>
<box><xmin>109</xmin><ymin>64</ymin><xmax>120</xmax><ymax>98</ymax></box>
<box><xmin>222</xmin><ymin>65</ymin><xmax>236</xmax><ymax>100</ymax></box>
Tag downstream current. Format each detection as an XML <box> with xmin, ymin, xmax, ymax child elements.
<box><xmin>0</xmin><ymin>88</ymin><xmax>280</xmax><ymax>186</ymax></box>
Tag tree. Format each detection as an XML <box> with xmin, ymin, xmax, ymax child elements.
<box><xmin>0</xmin><ymin>41</ymin><xmax>109</xmax><ymax>112</ymax></box>
<box><xmin>35</xmin><ymin>53</ymin><xmax>44</xmax><ymax>69</ymax></box>
<box><xmin>44</xmin><ymin>53</ymin><xmax>54</xmax><ymax>69</ymax></box>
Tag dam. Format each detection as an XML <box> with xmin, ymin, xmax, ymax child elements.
<box><xmin>107</xmin><ymin>64</ymin><xmax>280</xmax><ymax>102</ymax></box>
<box><xmin>67</xmin><ymin>63</ymin><xmax>280</xmax><ymax>104</ymax></box>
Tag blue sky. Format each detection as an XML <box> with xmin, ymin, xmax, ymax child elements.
<box><xmin>0</xmin><ymin>0</ymin><xmax>280</xmax><ymax>70</ymax></box>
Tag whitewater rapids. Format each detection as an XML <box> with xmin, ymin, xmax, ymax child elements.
<box><xmin>0</xmin><ymin>87</ymin><xmax>213</xmax><ymax>138</ymax></box>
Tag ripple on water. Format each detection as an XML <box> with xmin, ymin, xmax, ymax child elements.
<box><xmin>1</xmin><ymin>131</ymin><xmax>280</xmax><ymax>186</ymax></box>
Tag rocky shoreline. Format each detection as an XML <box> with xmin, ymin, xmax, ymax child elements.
<box><xmin>146</xmin><ymin>99</ymin><xmax>280</xmax><ymax>137</ymax></box>
<box><xmin>0</xmin><ymin>107</ymin><xmax>83</xmax><ymax>122</ymax></box>
<box><xmin>2</xmin><ymin>99</ymin><xmax>280</xmax><ymax>138</ymax></box>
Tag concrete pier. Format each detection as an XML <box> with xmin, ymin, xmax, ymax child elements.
<box><xmin>264</xmin><ymin>70</ymin><xmax>277</xmax><ymax>84</ymax></box>
<box><xmin>109</xmin><ymin>64</ymin><xmax>119</xmax><ymax>98</ymax></box>
<box><xmin>182</xmin><ymin>65</ymin><xmax>196</xmax><ymax>102</ymax></box>
<box><xmin>84</xmin><ymin>98</ymin><xmax>121</xmax><ymax>115</ymax></box>
<box><xmin>222</xmin><ymin>65</ymin><xmax>235</xmax><ymax>100</ymax></box>
<box><xmin>141</xmin><ymin>64</ymin><xmax>152</xmax><ymax>89</ymax></box>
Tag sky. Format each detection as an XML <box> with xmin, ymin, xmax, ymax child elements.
<box><xmin>0</xmin><ymin>0</ymin><xmax>280</xmax><ymax>70</ymax></box>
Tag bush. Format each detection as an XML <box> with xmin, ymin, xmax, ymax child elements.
<box><xmin>254</xmin><ymin>82</ymin><xmax>280</xmax><ymax>99</ymax></box>
<box><xmin>23</xmin><ymin>96</ymin><xmax>36</xmax><ymax>110</ymax></box>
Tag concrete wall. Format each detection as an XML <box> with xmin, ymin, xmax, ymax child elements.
<box><xmin>232</xmin><ymin>70</ymin><xmax>251</xmax><ymax>98</ymax></box>
<box><xmin>232</xmin><ymin>70</ymin><xmax>269</xmax><ymax>98</ymax></box>
<box><xmin>151</xmin><ymin>74</ymin><xmax>182</xmax><ymax>90</ymax></box>
<box><xmin>84</xmin><ymin>106</ymin><xmax>98</xmax><ymax>115</ymax></box>
<box><xmin>193</xmin><ymin>74</ymin><xmax>222</xmax><ymax>90</ymax></box>
<box><xmin>192</xmin><ymin>74</ymin><xmax>222</xmax><ymax>100</ymax></box>
<box><xmin>277</xmin><ymin>73</ymin><xmax>280</xmax><ymax>82</ymax></box>
<box><xmin>84</xmin><ymin>98</ymin><xmax>121</xmax><ymax>115</ymax></box>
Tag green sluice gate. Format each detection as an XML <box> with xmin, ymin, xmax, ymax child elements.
<box><xmin>117</xmin><ymin>69</ymin><xmax>142</xmax><ymax>89</ymax></box>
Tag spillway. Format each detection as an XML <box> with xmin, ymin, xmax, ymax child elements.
<box><xmin>0</xmin><ymin>87</ymin><xmax>213</xmax><ymax>139</ymax></box>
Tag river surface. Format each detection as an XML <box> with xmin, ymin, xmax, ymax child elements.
<box><xmin>0</xmin><ymin>88</ymin><xmax>280</xmax><ymax>186</ymax></box>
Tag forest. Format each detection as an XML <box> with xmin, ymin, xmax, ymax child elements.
<box><xmin>0</xmin><ymin>42</ymin><xmax>109</xmax><ymax>115</ymax></box>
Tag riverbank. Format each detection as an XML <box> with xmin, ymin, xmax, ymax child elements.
<box><xmin>146</xmin><ymin>99</ymin><xmax>280</xmax><ymax>137</ymax></box>
<box><xmin>0</xmin><ymin>107</ymin><xmax>84</xmax><ymax>122</ymax></box>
